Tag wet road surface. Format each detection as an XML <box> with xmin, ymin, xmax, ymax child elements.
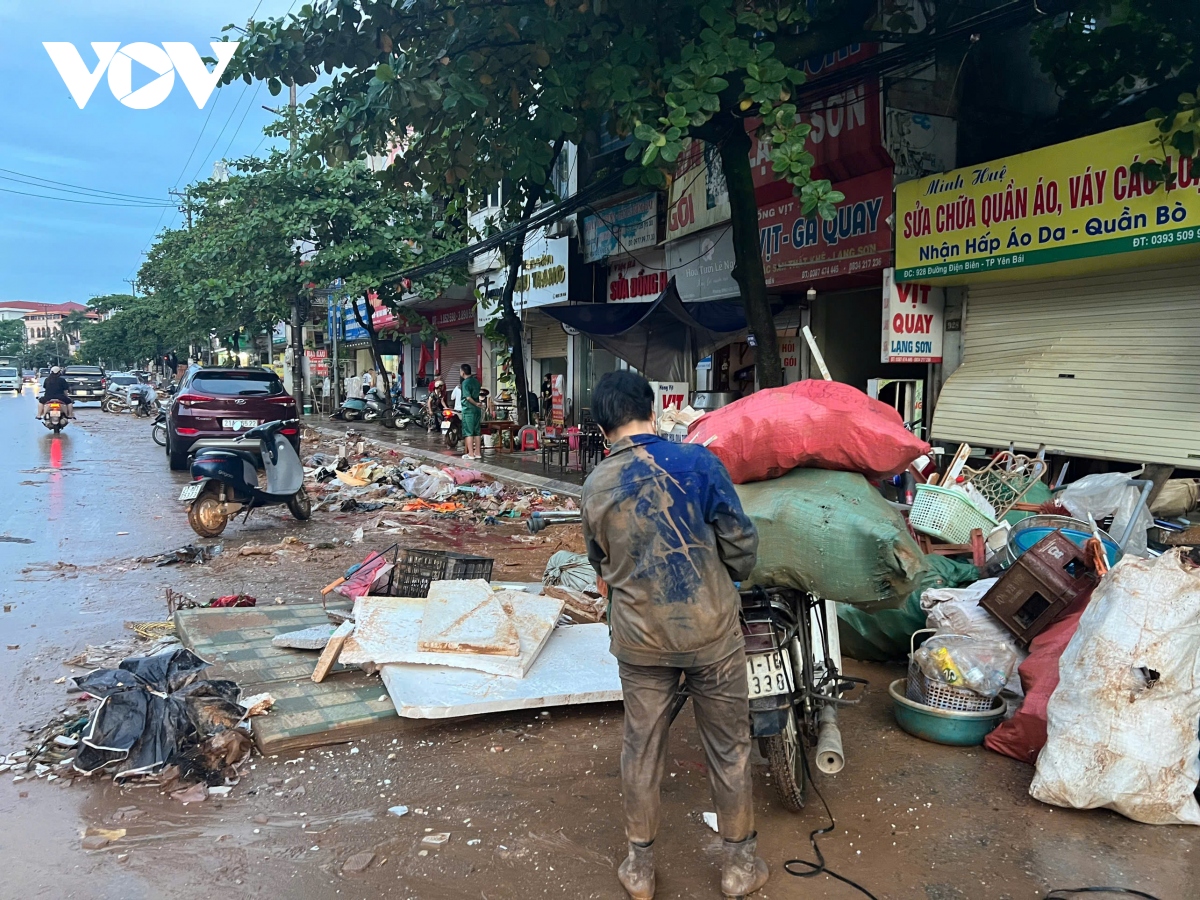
<box><xmin>0</xmin><ymin>390</ymin><xmax>1195</xmax><ymax>899</ymax></box>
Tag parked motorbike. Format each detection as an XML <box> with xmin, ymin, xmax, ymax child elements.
<box><xmin>102</xmin><ymin>384</ymin><xmax>158</xmax><ymax>417</ymax></box>
<box><xmin>331</xmin><ymin>388</ymin><xmax>389</xmax><ymax>422</ymax></box>
<box><xmin>179</xmin><ymin>419</ymin><xmax>311</xmax><ymax>538</ymax></box>
<box><xmin>384</xmin><ymin>395</ymin><xmax>430</xmax><ymax>430</ymax></box>
<box><xmin>151</xmin><ymin>409</ymin><xmax>167</xmax><ymax>447</ymax></box>
<box><xmin>41</xmin><ymin>399</ymin><xmax>69</xmax><ymax>434</ymax></box>
<box><xmin>441</xmin><ymin>407</ymin><xmax>462</xmax><ymax>450</ymax></box>
<box><xmin>669</xmin><ymin>586</ymin><xmax>864</xmax><ymax>811</ymax></box>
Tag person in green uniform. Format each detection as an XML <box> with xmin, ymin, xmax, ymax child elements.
<box><xmin>459</xmin><ymin>363</ymin><xmax>483</xmax><ymax>460</ymax></box>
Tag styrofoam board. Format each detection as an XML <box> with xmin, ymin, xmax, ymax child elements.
<box><xmin>380</xmin><ymin>624</ymin><xmax>622</xmax><ymax>719</ymax></box>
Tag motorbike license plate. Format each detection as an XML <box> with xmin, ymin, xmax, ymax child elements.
<box><xmin>178</xmin><ymin>482</ymin><xmax>204</xmax><ymax>501</ymax></box>
<box><xmin>746</xmin><ymin>649</ymin><xmax>792</xmax><ymax>699</ymax></box>
<box><xmin>223</xmin><ymin>419</ymin><xmax>259</xmax><ymax>430</ymax></box>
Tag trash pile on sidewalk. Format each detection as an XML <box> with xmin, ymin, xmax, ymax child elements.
<box><xmin>8</xmin><ymin>634</ymin><xmax>271</xmax><ymax>800</ymax></box>
<box><xmin>300</xmin><ymin>429</ymin><xmax>576</xmax><ymax>522</ymax></box>
<box><xmin>682</xmin><ymin>378</ymin><xmax>1200</xmax><ymax>827</ymax></box>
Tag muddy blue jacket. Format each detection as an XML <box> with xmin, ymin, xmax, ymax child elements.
<box><xmin>581</xmin><ymin>433</ymin><xmax>758</xmax><ymax>667</ymax></box>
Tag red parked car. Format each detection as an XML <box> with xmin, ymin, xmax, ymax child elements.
<box><xmin>165</xmin><ymin>367</ymin><xmax>300</xmax><ymax>470</ymax></box>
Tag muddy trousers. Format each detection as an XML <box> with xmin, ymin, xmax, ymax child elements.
<box><xmin>618</xmin><ymin>648</ymin><xmax>754</xmax><ymax>845</ymax></box>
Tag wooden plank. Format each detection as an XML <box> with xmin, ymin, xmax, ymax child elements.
<box><xmin>312</xmin><ymin>621</ymin><xmax>354</xmax><ymax>683</ymax></box>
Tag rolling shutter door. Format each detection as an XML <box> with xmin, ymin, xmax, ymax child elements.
<box><xmin>531</xmin><ymin>322</ymin><xmax>569</xmax><ymax>360</ymax></box>
<box><xmin>439</xmin><ymin>325</ymin><xmax>478</xmax><ymax>389</ymax></box>
<box><xmin>931</xmin><ymin>259</ymin><xmax>1200</xmax><ymax>466</ymax></box>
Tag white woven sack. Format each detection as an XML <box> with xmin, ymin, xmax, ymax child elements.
<box><xmin>1030</xmin><ymin>550</ymin><xmax>1200</xmax><ymax>824</ymax></box>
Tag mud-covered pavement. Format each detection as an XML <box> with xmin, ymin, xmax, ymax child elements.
<box><xmin>0</xmin><ymin>388</ymin><xmax>1193</xmax><ymax>899</ymax></box>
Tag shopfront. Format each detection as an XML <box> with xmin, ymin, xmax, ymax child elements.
<box><xmin>895</xmin><ymin>121</ymin><xmax>1200</xmax><ymax>467</ymax></box>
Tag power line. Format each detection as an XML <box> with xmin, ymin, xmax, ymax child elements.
<box><xmin>189</xmin><ymin>82</ymin><xmax>252</xmax><ymax>184</ymax></box>
<box><xmin>0</xmin><ymin>185</ymin><xmax>174</xmax><ymax>208</ymax></box>
<box><xmin>0</xmin><ymin>169</ymin><xmax>172</xmax><ymax>204</ymax></box>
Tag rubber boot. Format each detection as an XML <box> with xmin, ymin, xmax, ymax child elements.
<box><xmin>721</xmin><ymin>833</ymin><xmax>769</xmax><ymax>898</ymax></box>
<box><xmin>617</xmin><ymin>841</ymin><xmax>655</xmax><ymax>900</ymax></box>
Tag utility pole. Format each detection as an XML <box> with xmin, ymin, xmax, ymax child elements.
<box><xmin>286</xmin><ymin>80</ymin><xmax>306</xmax><ymax>410</ymax></box>
<box><xmin>168</xmin><ymin>189</ymin><xmax>193</xmax><ymax>228</ymax></box>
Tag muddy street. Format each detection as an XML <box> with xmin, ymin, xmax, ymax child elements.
<box><xmin>0</xmin><ymin>395</ymin><xmax>1192</xmax><ymax>899</ymax></box>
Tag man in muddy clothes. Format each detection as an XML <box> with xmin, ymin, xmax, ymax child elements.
<box><xmin>581</xmin><ymin>371</ymin><xmax>768</xmax><ymax>900</ymax></box>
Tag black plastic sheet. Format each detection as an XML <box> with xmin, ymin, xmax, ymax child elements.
<box><xmin>73</xmin><ymin>649</ymin><xmax>245</xmax><ymax>780</ymax></box>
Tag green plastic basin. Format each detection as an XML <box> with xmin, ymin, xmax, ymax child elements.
<box><xmin>888</xmin><ymin>679</ymin><xmax>1005</xmax><ymax>746</ymax></box>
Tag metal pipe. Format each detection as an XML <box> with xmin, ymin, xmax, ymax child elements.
<box><xmin>815</xmin><ymin>706</ymin><xmax>844</xmax><ymax>775</ymax></box>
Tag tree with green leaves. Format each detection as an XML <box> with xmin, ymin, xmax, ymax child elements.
<box><xmin>140</xmin><ymin>151</ymin><xmax>463</xmax><ymax>398</ymax></box>
<box><xmin>0</xmin><ymin>319</ymin><xmax>24</xmax><ymax>359</ymax></box>
<box><xmin>1033</xmin><ymin>0</ymin><xmax>1199</xmax><ymax>184</ymax></box>
<box><xmin>228</xmin><ymin>0</ymin><xmax>908</xmax><ymax>391</ymax></box>
<box><xmin>75</xmin><ymin>294</ymin><xmax>193</xmax><ymax>370</ymax></box>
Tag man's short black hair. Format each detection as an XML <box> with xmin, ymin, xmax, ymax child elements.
<box><xmin>592</xmin><ymin>370</ymin><xmax>654</xmax><ymax>433</ymax></box>
<box><xmin>460</xmin><ymin>363</ymin><xmax>472</xmax><ymax>376</ymax></box>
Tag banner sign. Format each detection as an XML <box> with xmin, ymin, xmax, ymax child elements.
<box><xmin>667</xmin><ymin>139</ymin><xmax>729</xmax><ymax>240</ymax></box>
<box><xmin>582</xmin><ymin>194</ymin><xmax>658</xmax><ymax>262</ymax></box>
<box><xmin>895</xmin><ymin>121</ymin><xmax>1200</xmax><ymax>282</ymax></box>
<box><xmin>881</xmin><ymin>267</ymin><xmax>944</xmax><ymax>363</ymax></box>
<box><xmin>758</xmin><ymin>168</ymin><xmax>893</xmax><ymax>286</ymax></box>
<box><xmin>668</xmin><ymin>227</ymin><xmax>738</xmax><ymax>302</ymax></box>
<box><xmin>607</xmin><ymin>249</ymin><xmax>669</xmax><ymax>303</ymax></box>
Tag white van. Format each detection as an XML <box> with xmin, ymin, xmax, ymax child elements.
<box><xmin>0</xmin><ymin>367</ymin><xmax>21</xmax><ymax>392</ymax></box>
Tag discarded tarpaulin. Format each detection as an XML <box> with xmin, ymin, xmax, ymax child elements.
<box><xmin>72</xmin><ymin>649</ymin><xmax>247</xmax><ymax>781</ymax></box>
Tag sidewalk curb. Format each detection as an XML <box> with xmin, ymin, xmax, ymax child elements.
<box><xmin>305</xmin><ymin>420</ymin><xmax>583</xmax><ymax>499</ymax></box>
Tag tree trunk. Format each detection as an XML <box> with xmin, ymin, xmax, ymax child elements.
<box><xmin>716</xmin><ymin>119</ymin><xmax>783</xmax><ymax>389</ymax></box>
<box><xmin>497</xmin><ymin>137</ymin><xmax>566</xmax><ymax>427</ymax></box>
<box><xmin>351</xmin><ymin>297</ymin><xmax>391</xmax><ymax>399</ymax></box>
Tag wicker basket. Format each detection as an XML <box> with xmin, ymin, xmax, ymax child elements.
<box><xmin>909</xmin><ymin>483</ymin><xmax>999</xmax><ymax>544</ymax></box>
<box><xmin>906</xmin><ymin>630</ymin><xmax>994</xmax><ymax>713</ymax></box>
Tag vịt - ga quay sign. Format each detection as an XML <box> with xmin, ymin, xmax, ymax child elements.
<box><xmin>894</xmin><ymin>121</ymin><xmax>1200</xmax><ymax>283</ymax></box>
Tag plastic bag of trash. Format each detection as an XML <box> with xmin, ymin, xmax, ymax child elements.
<box><xmin>1030</xmin><ymin>550</ymin><xmax>1200</xmax><ymax>824</ymax></box>
<box><xmin>1057</xmin><ymin>471</ymin><xmax>1153</xmax><ymax>557</ymax></box>
<box><xmin>736</xmin><ymin>468</ymin><xmax>924</xmax><ymax>611</ymax></box>
<box><xmin>543</xmin><ymin>550</ymin><xmax>598</xmax><ymax>593</ymax></box>
<box><xmin>912</xmin><ymin>633</ymin><xmax>1017</xmax><ymax>697</ymax></box>
<box><xmin>922</xmin><ymin>577</ymin><xmax>1027</xmax><ymax>695</ymax></box>
<box><xmin>687</xmin><ymin>380</ymin><xmax>930</xmax><ymax>483</ymax></box>
<box><xmin>401</xmin><ymin>470</ymin><xmax>455</xmax><ymax>501</ymax></box>
<box><xmin>73</xmin><ymin>649</ymin><xmax>246</xmax><ymax>781</ymax></box>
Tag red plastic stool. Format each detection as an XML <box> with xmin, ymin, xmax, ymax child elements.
<box><xmin>519</xmin><ymin>428</ymin><xmax>539</xmax><ymax>451</ymax></box>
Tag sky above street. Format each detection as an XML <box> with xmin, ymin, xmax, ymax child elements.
<box><xmin>0</xmin><ymin>1</ymin><xmax>299</xmax><ymax>304</ymax></box>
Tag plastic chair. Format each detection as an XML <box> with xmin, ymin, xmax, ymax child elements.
<box><xmin>519</xmin><ymin>428</ymin><xmax>539</xmax><ymax>451</ymax></box>
<box><xmin>566</xmin><ymin>426</ymin><xmax>581</xmax><ymax>452</ymax></box>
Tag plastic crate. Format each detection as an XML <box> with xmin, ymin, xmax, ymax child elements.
<box><xmin>909</xmin><ymin>483</ymin><xmax>999</xmax><ymax>544</ymax></box>
<box><xmin>391</xmin><ymin>548</ymin><xmax>494</xmax><ymax>598</ymax></box>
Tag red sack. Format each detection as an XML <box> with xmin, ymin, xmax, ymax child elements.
<box><xmin>983</xmin><ymin>594</ymin><xmax>1092</xmax><ymax>765</ymax></box>
<box><xmin>685</xmin><ymin>380</ymin><xmax>931</xmax><ymax>484</ymax></box>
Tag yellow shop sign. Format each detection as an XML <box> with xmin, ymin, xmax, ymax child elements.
<box><xmin>894</xmin><ymin>121</ymin><xmax>1200</xmax><ymax>282</ymax></box>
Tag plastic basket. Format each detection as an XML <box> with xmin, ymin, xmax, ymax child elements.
<box><xmin>909</xmin><ymin>483</ymin><xmax>999</xmax><ymax>544</ymax></box>
<box><xmin>905</xmin><ymin>630</ymin><xmax>994</xmax><ymax>713</ymax></box>
<box><xmin>390</xmin><ymin>548</ymin><xmax>495</xmax><ymax>598</ymax></box>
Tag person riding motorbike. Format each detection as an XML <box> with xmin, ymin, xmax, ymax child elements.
<box><xmin>424</xmin><ymin>379</ymin><xmax>446</xmax><ymax>433</ymax></box>
<box><xmin>37</xmin><ymin>366</ymin><xmax>75</xmax><ymax>419</ymax></box>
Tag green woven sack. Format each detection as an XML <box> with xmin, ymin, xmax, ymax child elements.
<box><xmin>736</xmin><ymin>468</ymin><xmax>924</xmax><ymax>611</ymax></box>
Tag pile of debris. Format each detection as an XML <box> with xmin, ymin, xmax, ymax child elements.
<box><xmin>301</xmin><ymin>432</ymin><xmax>577</xmax><ymax>522</ymax></box>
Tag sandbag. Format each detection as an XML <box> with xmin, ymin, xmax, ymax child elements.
<box><xmin>686</xmin><ymin>380</ymin><xmax>930</xmax><ymax>484</ymax></box>
<box><xmin>838</xmin><ymin>555</ymin><xmax>980</xmax><ymax>662</ymax></box>
<box><xmin>543</xmin><ymin>551</ymin><xmax>599</xmax><ymax>593</ymax></box>
<box><xmin>1030</xmin><ymin>550</ymin><xmax>1200</xmax><ymax>825</ymax></box>
<box><xmin>983</xmin><ymin>594</ymin><xmax>1090</xmax><ymax>765</ymax></box>
<box><xmin>736</xmin><ymin>468</ymin><xmax>924</xmax><ymax>611</ymax></box>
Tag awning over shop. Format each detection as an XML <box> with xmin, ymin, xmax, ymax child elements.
<box><xmin>540</xmin><ymin>279</ymin><xmax>748</xmax><ymax>381</ymax></box>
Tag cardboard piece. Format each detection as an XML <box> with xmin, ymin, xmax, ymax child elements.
<box><xmin>380</xmin><ymin>624</ymin><xmax>622</xmax><ymax>719</ymax></box>
<box><xmin>417</xmin><ymin>579</ymin><xmax>520</xmax><ymax>656</ymax></box>
<box><xmin>341</xmin><ymin>590</ymin><xmax>564</xmax><ymax>678</ymax></box>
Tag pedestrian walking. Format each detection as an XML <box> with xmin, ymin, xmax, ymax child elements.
<box><xmin>580</xmin><ymin>371</ymin><xmax>767</xmax><ymax>900</ymax></box>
